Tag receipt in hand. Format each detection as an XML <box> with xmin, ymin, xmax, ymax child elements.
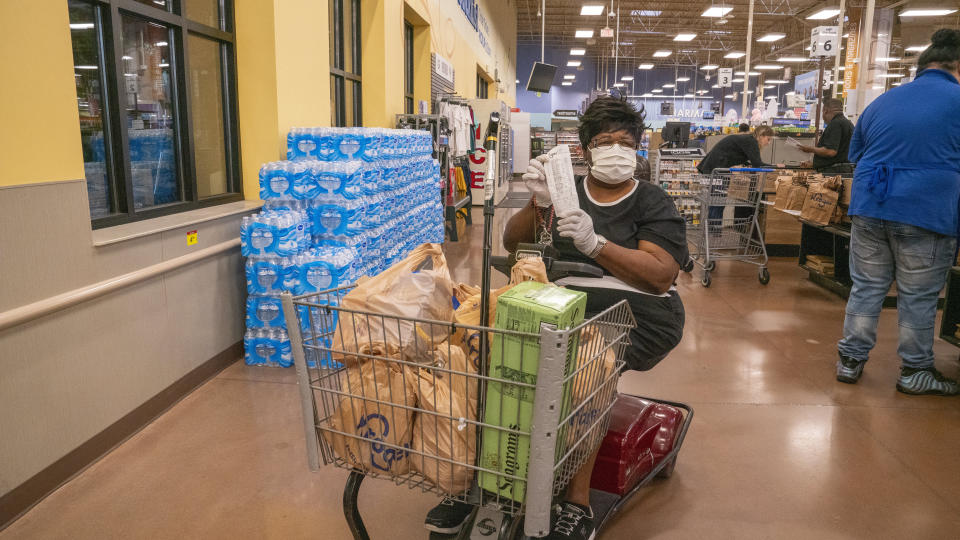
<box><xmin>542</xmin><ymin>144</ymin><xmax>580</xmax><ymax>216</ymax></box>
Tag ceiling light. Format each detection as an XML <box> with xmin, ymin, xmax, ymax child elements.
<box><xmin>724</xmin><ymin>51</ymin><xmax>745</xmax><ymax>59</ymax></box>
<box><xmin>749</xmin><ymin>72</ymin><xmax>760</xmax><ymax>76</ymax></box>
<box><xmin>778</xmin><ymin>56</ymin><xmax>807</xmax><ymax>63</ymax></box>
<box><xmin>581</xmin><ymin>5</ymin><xmax>604</xmax><ymax>16</ymax></box>
<box><xmin>74</xmin><ymin>65</ymin><xmax>98</xmax><ymax>70</ymax></box>
<box><xmin>891</xmin><ymin>82</ymin><xmax>902</xmax><ymax>86</ymax></box>
<box><xmin>900</xmin><ymin>9</ymin><xmax>958</xmax><ymax>17</ymax></box>
<box><xmin>637</xmin><ymin>63</ymin><xmax>655</xmax><ymax>69</ymax></box>
<box><xmin>697</xmin><ymin>90</ymin><xmax>709</xmax><ymax>94</ymax></box>
<box><xmin>872</xmin><ymin>85</ymin><xmax>885</xmax><ymax>90</ymax></box>
<box><xmin>746</xmin><ymin>90</ymin><xmax>754</xmax><ymax>94</ymax></box>
<box><xmin>561</xmin><ymin>81</ymin><xmax>573</xmax><ymax>86</ymax></box>
<box><xmin>613</xmin><ymin>83</ymin><xmax>625</xmax><ymax>87</ymax></box>
<box><xmin>767</xmin><ymin>79</ymin><xmax>788</xmax><ymax>84</ymax></box>
<box><xmin>763</xmin><ymin>85</ymin><xmax>775</xmax><ymax>89</ymax></box>
<box><xmin>876</xmin><ymin>57</ymin><xmax>900</xmax><ymax>62</ymax></box>
<box><xmin>642</xmin><ymin>93</ymin><xmax>655</xmax><ymax>97</ymax></box>
<box><xmin>674</xmin><ymin>33</ymin><xmax>697</xmax><ymax>41</ymax></box>
<box><xmin>653</xmin><ymin>50</ymin><xmax>672</xmax><ymax>57</ymax></box>
<box><xmin>515</xmin><ymin>79</ymin><xmax>519</xmax><ymax>84</ymax></box>
<box><xmin>575</xmin><ymin>30</ymin><xmax>594</xmax><ymax>38</ymax></box>
<box><xmin>159</xmin><ymin>63</ymin><xmax>169</xmax><ymax>67</ymax></box>
<box><xmin>702</xmin><ymin>6</ymin><xmax>733</xmax><ymax>17</ymax></box>
<box><xmin>563</xmin><ymin>74</ymin><xmax>576</xmax><ymax>79</ymax></box>
<box><xmin>838</xmin><ymin>66</ymin><xmax>845</xmax><ymax>70</ymax></box>
<box><xmin>155</xmin><ymin>41</ymin><xmax>168</xmax><ymax>46</ymax></box>
<box><xmin>70</xmin><ymin>23</ymin><xmax>94</xmax><ymax>29</ymax></box>
<box><xmin>725</xmin><ymin>94</ymin><xmax>735</xmax><ymax>98</ymax></box>
<box><xmin>122</xmin><ymin>55</ymin><xmax>133</xmax><ymax>60</ymax></box>
<box><xmin>712</xmin><ymin>84</ymin><xmax>720</xmax><ymax>88</ymax></box>
<box><xmin>735</xmin><ymin>71</ymin><xmax>745</xmax><ymax>75</ymax></box>
<box><xmin>632</xmin><ymin>10</ymin><xmax>662</xmax><ymax>16</ymax></box>
<box><xmin>701</xmin><ymin>64</ymin><xmax>719</xmax><ymax>70</ymax></box>
<box><xmin>567</xmin><ymin>61</ymin><xmax>581</xmax><ymax>67</ymax></box>
<box><xmin>621</xmin><ymin>75</ymin><xmax>634</xmax><ymax>81</ymax></box>
<box><xmin>906</xmin><ymin>45</ymin><xmax>929</xmax><ymax>52</ymax></box>
<box><xmin>732</xmin><ymin>78</ymin><xmax>744</xmax><ymax>83</ymax></box>
<box><xmin>879</xmin><ymin>73</ymin><xmax>904</xmax><ymax>78</ymax></box>
<box><xmin>652</xmin><ymin>89</ymin><xmax>663</xmax><ymax>93</ymax></box>
<box><xmin>757</xmin><ymin>33</ymin><xmax>786</xmax><ymax>42</ymax></box>
<box><xmin>807</xmin><ymin>8</ymin><xmax>841</xmax><ymax>20</ymax></box>
<box><xmin>676</xmin><ymin>77</ymin><xmax>690</xmax><ymax>82</ymax></box>
<box><xmin>571</xmin><ymin>48</ymin><xmax>586</xmax><ymax>55</ymax></box>
<box><xmin>663</xmin><ymin>83</ymin><xmax>676</xmax><ymax>88</ymax></box>
<box><xmin>683</xmin><ymin>93</ymin><xmax>695</xmax><ymax>98</ymax></box>
<box><xmin>755</xmin><ymin>64</ymin><xmax>783</xmax><ymax>70</ymax></box>
<box><xmin>785</xmin><ymin>91</ymin><xmax>795</xmax><ymax>95</ymax></box>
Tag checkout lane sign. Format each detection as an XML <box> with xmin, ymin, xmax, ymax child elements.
<box><xmin>718</xmin><ymin>68</ymin><xmax>733</xmax><ymax>88</ymax></box>
<box><xmin>810</xmin><ymin>26</ymin><xmax>838</xmax><ymax>58</ymax></box>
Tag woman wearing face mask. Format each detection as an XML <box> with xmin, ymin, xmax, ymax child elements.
<box><xmin>497</xmin><ymin>96</ymin><xmax>688</xmax><ymax>540</ymax></box>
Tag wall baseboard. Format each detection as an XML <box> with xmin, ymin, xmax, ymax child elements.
<box><xmin>0</xmin><ymin>341</ymin><xmax>242</xmax><ymax>531</ymax></box>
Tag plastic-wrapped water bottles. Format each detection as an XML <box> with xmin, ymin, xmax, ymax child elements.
<box><xmin>259</xmin><ymin>160</ymin><xmax>309</xmax><ymax>200</ymax></box>
<box><xmin>244</xmin><ymin>328</ymin><xmax>293</xmax><ymax>367</ymax></box>
<box><xmin>240</xmin><ymin>209</ymin><xmax>310</xmax><ymax>257</ymax></box>
<box><xmin>285</xmin><ymin>246</ymin><xmax>357</xmax><ymax>295</ymax></box>
<box><xmin>308</xmin><ymin>195</ymin><xmax>366</xmax><ymax>237</ymax></box>
<box><xmin>309</xmin><ymin>160</ymin><xmax>364</xmax><ymax>198</ymax></box>
<box><xmin>246</xmin><ymin>295</ymin><xmax>286</xmax><ymax>329</ymax></box>
<box><xmin>245</xmin><ymin>258</ymin><xmax>286</xmax><ymax>295</ymax></box>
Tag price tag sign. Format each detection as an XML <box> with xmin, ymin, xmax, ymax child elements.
<box><xmin>186</xmin><ymin>230</ymin><xmax>198</xmax><ymax>245</ymax></box>
<box><xmin>810</xmin><ymin>26</ymin><xmax>839</xmax><ymax>58</ymax></box>
<box><xmin>718</xmin><ymin>68</ymin><xmax>733</xmax><ymax>88</ymax></box>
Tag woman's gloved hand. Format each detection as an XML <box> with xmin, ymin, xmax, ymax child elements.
<box><xmin>522</xmin><ymin>156</ymin><xmax>552</xmax><ymax>207</ymax></box>
<box><xmin>557</xmin><ymin>209</ymin><xmax>599</xmax><ymax>255</ymax></box>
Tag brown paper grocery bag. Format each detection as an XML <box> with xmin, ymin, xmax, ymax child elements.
<box><xmin>800</xmin><ymin>182</ymin><xmax>840</xmax><ymax>226</ymax></box>
<box><xmin>727</xmin><ymin>173</ymin><xmax>754</xmax><ymax>202</ymax></box>
<box><xmin>775</xmin><ymin>182</ymin><xmax>807</xmax><ymax>211</ymax></box>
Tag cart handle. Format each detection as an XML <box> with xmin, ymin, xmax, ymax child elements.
<box><xmin>727</xmin><ymin>167</ymin><xmax>776</xmax><ymax>172</ymax></box>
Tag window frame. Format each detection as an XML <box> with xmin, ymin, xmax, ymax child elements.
<box><xmin>476</xmin><ymin>71</ymin><xmax>489</xmax><ymax>99</ymax></box>
<box><xmin>329</xmin><ymin>0</ymin><xmax>361</xmax><ymax>127</ymax></box>
<box><xmin>70</xmin><ymin>0</ymin><xmax>243</xmax><ymax>229</ymax></box>
<box><xmin>403</xmin><ymin>20</ymin><xmax>414</xmax><ymax>114</ymax></box>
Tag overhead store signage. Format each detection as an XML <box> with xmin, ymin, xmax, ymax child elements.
<box><xmin>718</xmin><ymin>68</ymin><xmax>733</xmax><ymax>88</ymax></box>
<box><xmin>810</xmin><ymin>26</ymin><xmax>838</xmax><ymax>58</ymax></box>
<box><xmin>553</xmin><ymin>109</ymin><xmax>579</xmax><ymax>118</ymax></box>
<box><xmin>459</xmin><ymin>0</ymin><xmax>492</xmax><ymax>55</ymax></box>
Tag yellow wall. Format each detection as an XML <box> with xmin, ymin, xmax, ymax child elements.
<box><xmin>0</xmin><ymin>1</ymin><xmax>84</xmax><ymax>186</ymax></box>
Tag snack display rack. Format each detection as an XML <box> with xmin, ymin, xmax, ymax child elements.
<box><xmin>654</xmin><ymin>147</ymin><xmax>705</xmax><ymax>226</ymax></box>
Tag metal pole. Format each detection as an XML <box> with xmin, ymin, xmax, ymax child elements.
<box><xmin>815</xmin><ymin>58</ymin><xmax>825</xmax><ymax>139</ymax></box>
<box><xmin>540</xmin><ymin>0</ymin><xmax>545</xmax><ymax>62</ymax></box>
<box><xmin>742</xmin><ymin>0</ymin><xmax>756</xmax><ymax>118</ymax></box>
<box><xmin>856</xmin><ymin>0</ymin><xmax>876</xmax><ymax>116</ymax></box>
<box><xmin>833</xmin><ymin>0</ymin><xmax>847</xmax><ymax>97</ymax></box>
<box><xmin>614</xmin><ymin>0</ymin><xmax>619</xmax><ymax>82</ymax></box>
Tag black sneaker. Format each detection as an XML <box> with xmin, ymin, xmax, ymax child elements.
<box><xmin>424</xmin><ymin>497</ymin><xmax>474</xmax><ymax>534</ymax></box>
<box><xmin>545</xmin><ymin>501</ymin><xmax>595</xmax><ymax>540</ymax></box>
<box><xmin>836</xmin><ymin>353</ymin><xmax>866</xmax><ymax>384</ymax></box>
<box><xmin>896</xmin><ymin>366</ymin><xmax>960</xmax><ymax>396</ymax></box>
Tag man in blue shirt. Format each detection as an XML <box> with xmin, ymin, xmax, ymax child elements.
<box><xmin>836</xmin><ymin>29</ymin><xmax>960</xmax><ymax>396</ymax></box>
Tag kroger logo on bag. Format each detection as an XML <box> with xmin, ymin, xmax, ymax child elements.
<box><xmin>356</xmin><ymin>413</ymin><xmax>410</xmax><ymax>472</ymax></box>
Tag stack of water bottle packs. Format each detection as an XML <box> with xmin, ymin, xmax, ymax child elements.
<box><xmin>240</xmin><ymin>127</ymin><xmax>444</xmax><ymax>368</ymax></box>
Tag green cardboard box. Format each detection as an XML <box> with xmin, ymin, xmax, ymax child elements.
<box><xmin>478</xmin><ymin>281</ymin><xmax>587</xmax><ymax>503</ymax></box>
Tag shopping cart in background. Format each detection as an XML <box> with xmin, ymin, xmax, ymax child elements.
<box><xmin>688</xmin><ymin>167</ymin><xmax>772</xmax><ymax>287</ymax></box>
<box><xmin>281</xmin><ymin>288</ymin><xmax>636</xmax><ymax>539</ymax></box>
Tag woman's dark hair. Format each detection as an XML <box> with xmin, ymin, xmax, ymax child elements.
<box><xmin>918</xmin><ymin>28</ymin><xmax>960</xmax><ymax>72</ymax></box>
<box><xmin>578</xmin><ymin>95</ymin><xmax>646</xmax><ymax>149</ymax></box>
<box><xmin>754</xmin><ymin>125</ymin><xmax>774</xmax><ymax>138</ymax></box>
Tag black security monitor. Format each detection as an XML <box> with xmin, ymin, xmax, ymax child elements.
<box><xmin>526</xmin><ymin>62</ymin><xmax>558</xmax><ymax>93</ymax></box>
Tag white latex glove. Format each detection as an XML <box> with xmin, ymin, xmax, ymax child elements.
<box><xmin>522</xmin><ymin>156</ymin><xmax>552</xmax><ymax>207</ymax></box>
<box><xmin>556</xmin><ymin>209</ymin><xmax>599</xmax><ymax>256</ymax></box>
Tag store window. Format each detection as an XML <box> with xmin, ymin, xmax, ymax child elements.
<box><xmin>404</xmin><ymin>21</ymin><xmax>414</xmax><ymax>114</ymax></box>
<box><xmin>477</xmin><ymin>72</ymin><xmax>489</xmax><ymax>99</ymax></box>
<box><xmin>329</xmin><ymin>0</ymin><xmax>361</xmax><ymax>127</ymax></box>
<box><xmin>67</xmin><ymin>0</ymin><xmax>241</xmax><ymax>228</ymax></box>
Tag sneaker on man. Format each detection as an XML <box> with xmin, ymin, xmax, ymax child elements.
<box><xmin>896</xmin><ymin>366</ymin><xmax>960</xmax><ymax>396</ymax></box>
<box><xmin>424</xmin><ymin>497</ymin><xmax>474</xmax><ymax>534</ymax></box>
<box><xmin>836</xmin><ymin>353</ymin><xmax>866</xmax><ymax>384</ymax></box>
<box><xmin>543</xmin><ymin>501</ymin><xmax>596</xmax><ymax>540</ymax></box>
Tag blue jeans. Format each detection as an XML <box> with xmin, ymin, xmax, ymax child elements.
<box><xmin>838</xmin><ymin>216</ymin><xmax>957</xmax><ymax>369</ymax></box>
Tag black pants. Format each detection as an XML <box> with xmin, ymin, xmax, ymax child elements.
<box><xmin>572</xmin><ymin>287</ymin><xmax>686</xmax><ymax>372</ymax></box>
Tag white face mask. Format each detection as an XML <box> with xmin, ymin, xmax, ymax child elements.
<box><xmin>589</xmin><ymin>143</ymin><xmax>637</xmax><ymax>184</ymax></box>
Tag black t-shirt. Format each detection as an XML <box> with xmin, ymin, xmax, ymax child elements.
<box><xmin>550</xmin><ymin>178</ymin><xmax>689</xmax><ymax>270</ymax></box>
<box><xmin>696</xmin><ymin>133</ymin><xmax>772</xmax><ymax>173</ymax></box>
<box><xmin>813</xmin><ymin>114</ymin><xmax>854</xmax><ymax>170</ymax></box>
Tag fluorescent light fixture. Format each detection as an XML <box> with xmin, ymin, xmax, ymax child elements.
<box><xmin>642</xmin><ymin>93</ymin><xmax>655</xmax><ymax>97</ymax></box>
<box><xmin>735</xmin><ymin>71</ymin><xmax>745</xmax><ymax>75</ymax></box>
<box><xmin>749</xmin><ymin>71</ymin><xmax>760</xmax><ymax>76</ymax></box>
<box><xmin>581</xmin><ymin>5</ymin><xmax>604</xmax><ymax>15</ymax></box>
<box><xmin>155</xmin><ymin>41</ymin><xmax>168</xmax><ymax>46</ymax></box>
<box><xmin>900</xmin><ymin>9</ymin><xmax>958</xmax><ymax>17</ymax></box>
<box><xmin>785</xmin><ymin>91</ymin><xmax>795</xmax><ymax>95</ymax></box>
<box><xmin>676</xmin><ymin>77</ymin><xmax>690</xmax><ymax>82</ymax></box>
<box><xmin>876</xmin><ymin>57</ymin><xmax>901</xmax><ymax>62</ymax></box>
<box><xmin>725</xmin><ymin>94</ymin><xmax>735</xmax><ymax>98</ymax></box>
<box><xmin>515</xmin><ymin>79</ymin><xmax>519</xmax><ymax>84</ymax></box>
<box><xmin>757</xmin><ymin>33</ymin><xmax>786</xmax><ymax>42</ymax></box>
<box><xmin>701</xmin><ymin>64</ymin><xmax>719</xmax><ymax>70</ymax></box>
<box><xmin>879</xmin><ymin>73</ymin><xmax>904</xmax><ymax>78</ymax></box>
<box><xmin>712</xmin><ymin>84</ymin><xmax>720</xmax><ymax>88</ymax></box>
<box><xmin>563</xmin><ymin>74</ymin><xmax>576</xmax><ymax>79</ymax></box>
<box><xmin>697</xmin><ymin>89</ymin><xmax>709</xmax><ymax>94</ymax></box>
<box><xmin>159</xmin><ymin>63</ymin><xmax>169</xmax><ymax>67</ymax></box>
<box><xmin>732</xmin><ymin>78</ymin><xmax>745</xmax><ymax>83</ymax></box>
<box><xmin>124</xmin><ymin>73</ymin><xmax>136</xmax><ymax>77</ymax></box>
<box><xmin>724</xmin><ymin>51</ymin><xmax>745</xmax><ymax>59</ymax></box>
<box><xmin>575</xmin><ymin>30</ymin><xmax>594</xmax><ymax>38</ymax></box>
<box><xmin>892</xmin><ymin>82</ymin><xmax>902</xmax><ymax>86</ymax></box>
<box><xmin>70</xmin><ymin>23</ymin><xmax>94</xmax><ymax>29</ymax></box>
<box><xmin>561</xmin><ymin>81</ymin><xmax>573</xmax><ymax>86</ymax></box>
<box><xmin>746</xmin><ymin>90</ymin><xmax>754</xmax><ymax>94</ymax></box>
<box><xmin>838</xmin><ymin>66</ymin><xmax>845</xmax><ymax>70</ymax></box>
<box><xmin>571</xmin><ymin>48</ymin><xmax>586</xmax><ymax>55</ymax></box>
<box><xmin>906</xmin><ymin>45</ymin><xmax>929</xmax><ymax>52</ymax></box>
<box><xmin>652</xmin><ymin>89</ymin><xmax>663</xmax><ymax>93</ymax></box>
<box><xmin>637</xmin><ymin>63</ymin><xmax>655</xmax><ymax>69</ymax></box>
<box><xmin>767</xmin><ymin>79</ymin><xmax>789</xmax><ymax>84</ymax></box>
<box><xmin>663</xmin><ymin>83</ymin><xmax>676</xmax><ymax>88</ymax></box>
<box><xmin>621</xmin><ymin>75</ymin><xmax>634</xmax><ymax>81</ymax></box>
<box><xmin>632</xmin><ymin>10</ymin><xmax>661</xmax><ymax>16</ymax></box>
<box><xmin>755</xmin><ymin>64</ymin><xmax>783</xmax><ymax>70</ymax></box>
<box><xmin>122</xmin><ymin>55</ymin><xmax>133</xmax><ymax>60</ymax></box>
<box><xmin>613</xmin><ymin>83</ymin><xmax>625</xmax><ymax>87</ymax></box>
<box><xmin>702</xmin><ymin>6</ymin><xmax>733</xmax><ymax>17</ymax></box>
<box><xmin>763</xmin><ymin>85</ymin><xmax>775</xmax><ymax>89</ymax></box>
<box><xmin>653</xmin><ymin>50</ymin><xmax>672</xmax><ymax>57</ymax></box>
<box><xmin>674</xmin><ymin>33</ymin><xmax>697</xmax><ymax>41</ymax></box>
<box><xmin>872</xmin><ymin>85</ymin><xmax>885</xmax><ymax>90</ymax></box>
<box><xmin>684</xmin><ymin>93</ymin><xmax>695</xmax><ymax>98</ymax></box>
<box><xmin>778</xmin><ymin>56</ymin><xmax>807</xmax><ymax>63</ymax></box>
<box><xmin>567</xmin><ymin>61</ymin><xmax>581</xmax><ymax>67</ymax></box>
<box><xmin>74</xmin><ymin>65</ymin><xmax>98</xmax><ymax>70</ymax></box>
<box><xmin>807</xmin><ymin>8</ymin><xmax>841</xmax><ymax>20</ymax></box>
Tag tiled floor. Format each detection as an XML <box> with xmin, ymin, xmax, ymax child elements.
<box><xmin>4</xmin><ymin>204</ymin><xmax>960</xmax><ymax>540</ymax></box>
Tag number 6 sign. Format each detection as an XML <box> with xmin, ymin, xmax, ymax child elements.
<box><xmin>810</xmin><ymin>26</ymin><xmax>838</xmax><ymax>58</ymax></box>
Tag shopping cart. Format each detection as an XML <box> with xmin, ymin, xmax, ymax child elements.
<box><xmin>688</xmin><ymin>167</ymin><xmax>772</xmax><ymax>287</ymax></box>
<box><xmin>281</xmin><ymin>286</ymin><xmax>636</xmax><ymax>539</ymax></box>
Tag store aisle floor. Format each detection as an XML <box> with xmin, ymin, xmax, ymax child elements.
<box><xmin>4</xmin><ymin>209</ymin><xmax>960</xmax><ymax>540</ymax></box>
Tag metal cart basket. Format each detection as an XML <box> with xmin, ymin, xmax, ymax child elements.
<box><xmin>687</xmin><ymin>167</ymin><xmax>772</xmax><ymax>287</ymax></box>
<box><xmin>281</xmin><ymin>287</ymin><xmax>637</xmax><ymax>539</ymax></box>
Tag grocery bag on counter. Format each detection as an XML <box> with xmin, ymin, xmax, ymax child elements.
<box><xmin>410</xmin><ymin>342</ymin><xmax>478</xmax><ymax>493</ymax></box>
<box><xmin>774</xmin><ymin>180</ymin><xmax>807</xmax><ymax>211</ymax></box>
<box><xmin>324</xmin><ymin>359</ymin><xmax>418</xmax><ymax>476</ymax></box>
<box><xmin>333</xmin><ymin>243</ymin><xmax>454</xmax><ymax>366</ymax></box>
<box><xmin>800</xmin><ymin>180</ymin><xmax>840</xmax><ymax>226</ymax></box>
